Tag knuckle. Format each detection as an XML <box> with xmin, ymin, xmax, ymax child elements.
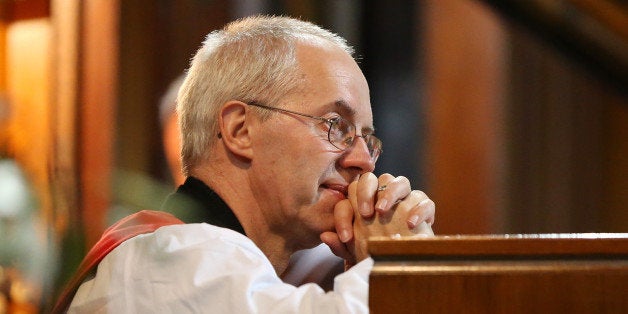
<box><xmin>410</xmin><ymin>190</ymin><xmax>427</xmax><ymax>200</ymax></box>
<box><xmin>378</xmin><ymin>173</ymin><xmax>395</xmax><ymax>181</ymax></box>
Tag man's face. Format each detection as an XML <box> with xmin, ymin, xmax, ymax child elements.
<box><xmin>248</xmin><ymin>43</ymin><xmax>376</xmax><ymax>249</ymax></box>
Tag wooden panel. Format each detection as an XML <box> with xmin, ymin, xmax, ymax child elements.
<box><xmin>607</xmin><ymin>100</ymin><xmax>628</xmax><ymax>231</ymax></box>
<box><xmin>369</xmin><ymin>234</ymin><xmax>628</xmax><ymax>257</ymax></box>
<box><xmin>504</xmin><ymin>15</ymin><xmax>627</xmax><ymax>233</ymax></box>
<box><xmin>479</xmin><ymin>0</ymin><xmax>628</xmax><ymax>93</ymax></box>
<box><xmin>0</xmin><ymin>24</ymin><xmax>5</xmax><ymax>90</ymax></box>
<box><xmin>50</xmin><ymin>0</ymin><xmax>81</xmax><ymax>236</ymax></box>
<box><xmin>0</xmin><ymin>0</ymin><xmax>50</xmax><ymax>22</ymax></box>
<box><xmin>369</xmin><ymin>234</ymin><xmax>628</xmax><ymax>313</ymax></box>
<box><xmin>79</xmin><ymin>0</ymin><xmax>119</xmax><ymax>246</ymax></box>
<box><xmin>423</xmin><ymin>0</ymin><xmax>507</xmax><ymax>234</ymax></box>
<box><xmin>371</xmin><ymin>264</ymin><xmax>627</xmax><ymax>313</ymax></box>
<box><xmin>116</xmin><ymin>0</ymin><xmax>229</xmax><ymax>179</ymax></box>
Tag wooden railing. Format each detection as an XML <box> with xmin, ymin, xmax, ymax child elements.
<box><xmin>369</xmin><ymin>234</ymin><xmax>628</xmax><ymax>313</ymax></box>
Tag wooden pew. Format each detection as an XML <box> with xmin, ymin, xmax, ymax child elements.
<box><xmin>369</xmin><ymin>234</ymin><xmax>628</xmax><ymax>313</ymax></box>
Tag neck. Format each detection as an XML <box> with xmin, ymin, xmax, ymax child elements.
<box><xmin>191</xmin><ymin>161</ymin><xmax>297</xmax><ymax>275</ymax></box>
<box><xmin>249</xmin><ymin>231</ymin><xmax>293</xmax><ymax>275</ymax></box>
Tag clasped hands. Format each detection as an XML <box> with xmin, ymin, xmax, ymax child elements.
<box><xmin>321</xmin><ymin>172</ymin><xmax>435</xmax><ymax>266</ymax></box>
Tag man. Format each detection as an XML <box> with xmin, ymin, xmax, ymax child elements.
<box><xmin>65</xmin><ymin>15</ymin><xmax>435</xmax><ymax>312</ymax></box>
<box><xmin>159</xmin><ymin>73</ymin><xmax>345</xmax><ymax>290</ymax></box>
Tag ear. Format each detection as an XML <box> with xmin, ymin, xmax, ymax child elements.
<box><xmin>218</xmin><ymin>100</ymin><xmax>254</xmax><ymax>160</ymax></box>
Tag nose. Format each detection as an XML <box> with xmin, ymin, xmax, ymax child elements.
<box><xmin>337</xmin><ymin>136</ymin><xmax>376</xmax><ymax>174</ymax></box>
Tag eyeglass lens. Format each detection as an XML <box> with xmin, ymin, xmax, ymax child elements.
<box><xmin>328</xmin><ymin>117</ymin><xmax>381</xmax><ymax>159</ymax></box>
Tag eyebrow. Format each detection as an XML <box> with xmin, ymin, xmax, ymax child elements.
<box><xmin>331</xmin><ymin>99</ymin><xmax>375</xmax><ymax>134</ymax></box>
<box><xmin>333</xmin><ymin>99</ymin><xmax>357</xmax><ymax>116</ymax></box>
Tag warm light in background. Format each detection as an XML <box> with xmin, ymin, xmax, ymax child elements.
<box><xmin>1</xmin><ymin>18</ymin><xmax>57</xmax><ymax>313</ymax></box>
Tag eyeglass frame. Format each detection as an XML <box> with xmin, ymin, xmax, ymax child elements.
<box><xmin>245</xmin><ymin>101</ymin><xmax>382</xmax><ymax>161</ymax></box>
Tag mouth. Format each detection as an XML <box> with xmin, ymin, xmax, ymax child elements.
<box><xmin>320</xmin><ymin>183</ymin><xmax>348</xmax><ymax>199</ymax></box>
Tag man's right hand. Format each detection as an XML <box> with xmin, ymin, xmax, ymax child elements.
<box><xmin>321</xmin><ymin>172</ymin><xmax>435</xmax><ymax>265</ymax></box>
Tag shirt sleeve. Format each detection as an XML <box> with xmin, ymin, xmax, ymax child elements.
<box><xmin>68</xmin><ymin>223</ymin><xmax>373</xmax><ymax>314</ymax></box>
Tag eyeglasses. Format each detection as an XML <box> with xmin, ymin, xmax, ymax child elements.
<box><xmin>247</xmin><ymin>101</ymin><xmax>382</xmax><ymax>161</ymax></box>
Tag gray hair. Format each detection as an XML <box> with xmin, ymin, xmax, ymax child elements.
<box><xmin>177</xmin><ymin>15</ymin><xmax>354</xmax><ymax>175</ymax></box>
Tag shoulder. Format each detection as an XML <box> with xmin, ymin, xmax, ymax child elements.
<box><xmin>70</xmin><ymin>224</ymin><xmax>278</xmax><ymax>311</ymax></box>
<box><xmin>119</xmin><ymin>223</ymin><xmax>266</xmax><ymax>263</ymax></box>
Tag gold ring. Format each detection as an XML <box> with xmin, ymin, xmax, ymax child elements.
<box><xmin>377</xmin><ymin>185</ymin><xmax>387</xmax><ymax>192</ymax></box>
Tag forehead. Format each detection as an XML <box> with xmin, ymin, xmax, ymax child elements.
<box><xmin>291</xmin><ymin>42</ymin><xmax>373</xmax><ymax>126</ymax></box>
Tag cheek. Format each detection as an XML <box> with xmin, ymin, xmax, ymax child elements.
<box><xmin>267</xmin><ymin>133</ymin><xmax>331</xmax><ymax>168</ymax></box>
<box><xmin>255</xmin><ymin>124</ymin><xmax>338</xmax><ymax>188</ymax></box>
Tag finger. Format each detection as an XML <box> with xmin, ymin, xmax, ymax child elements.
<box><xmin>376</xmin><ymin>173</ymin><xmax>395</xmax><ymax>188</ymax></box>
<box><xmin>375</xmin><ymin>175</ymin><xmax>411</xmax><ymax>214</ymax></box>
<box><xmin>415</xmin><ymin>221</ymin><xmax>435</xmax><ymax>236</ymax></box>
<box><xmin>388</xmin><ymin>190</ymin><xmax>427</xmax><ymax>227</ymax></box>
<box><xmin>348</xmin><ymin>180</ymin><xmax>358</xmax><ymax>211</ymax></box>
<box><xmin>373</xmin><ymin>173</ymin><xmax>394</xmax><ymax>212</ymax></box>
<box><xmin>334</xmin><ymin>199</ymin><xmax>354</xmax><ymax>243</ymax></box>
<box><xmin>320</xmin><ymin>232</ymin><xmax>353</xmax><ymax>260</ymax></box>
<box><xmin>354</xmin><ymin>172</ymin><xmax>378</xmax><ymax>218</ymax></box>
<box><xmin>375</xmin><ymin>185</ymin><xmax>415</xmax><ymax>226</ymax></box>
<box><xmin>406</xmin><ymin>196</ymin><xmax>436</xmax><ymax>229</ymax></box>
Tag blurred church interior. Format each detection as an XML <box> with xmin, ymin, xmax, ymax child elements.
<box><xmin>0</xmin><ymin>0</ymin><xmax>626</xmax><ymax>312</ymax></box>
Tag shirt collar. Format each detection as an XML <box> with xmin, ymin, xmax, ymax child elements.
<box><xmin>161</xmin><ymin>176</ymin><xmax>246</xmax><ymax>236</ymax></box>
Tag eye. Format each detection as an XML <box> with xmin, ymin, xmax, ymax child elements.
<box><xmin>325</xmin><ymin>116</ymin><xmax>341</xmax><ymax>128</ymax></box>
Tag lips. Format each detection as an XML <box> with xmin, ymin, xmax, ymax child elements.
<box><xmin>321</xmin><ymin>183</ymin><xmax>348</xmax><ymax>198</ymax></box>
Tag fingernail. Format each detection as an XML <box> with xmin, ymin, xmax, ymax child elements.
<box><xmin>407</xmin><ymin>215</ymin><xmax>419</xmax><ymax>228</ymax></box>
<box><xmin>340</xmin><ymin>230</ymin><xmax>351</xmax><ymax>243</ymax></box>
<box><xmin>375</xmin><ymin>199</ymin><xmax>388</xmax><ymax>212</ymax></box>
<box><xmin>360</xmin><ymin>203</ymin><xmax>371</xmax><ymax>216</ymax></box>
